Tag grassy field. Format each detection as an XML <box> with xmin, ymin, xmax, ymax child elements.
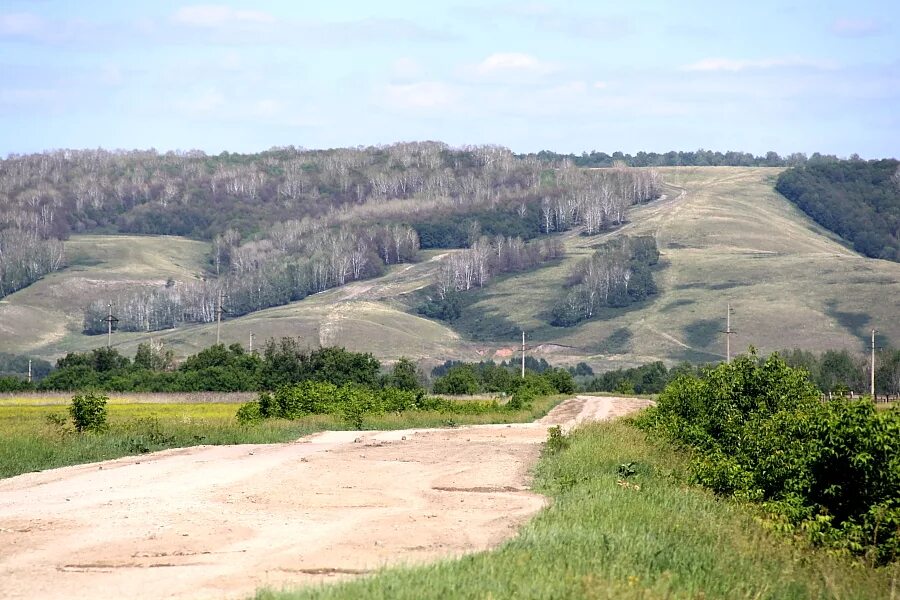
<box><xmin>0</xmin><ymin>394</ymin><xmax>564</xmax><ymax>479</ymax></box>
<box><xmin>258</xmin><ymin>420</ymin><xmax>898</xmax><ymax>600</ymax></box>
<box><xmin>2</xmin><ymin>169</ymin><xmax>899</xmax><ymax>371</ymax></box>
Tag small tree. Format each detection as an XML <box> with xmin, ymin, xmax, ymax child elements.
<box><xmin>388</xmin><ymin>357</ymin><xmax>421</xmax><ymax>391</ymax></box>
<box><xmin>69</xmin><ymin>392</ymin><xmax>109</xmax><ymax>432</ymax></box>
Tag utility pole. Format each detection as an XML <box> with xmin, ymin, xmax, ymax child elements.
<box><xmin>27</xmin><ymin>359</ymin><xmax>32</xmax><ymax>384</ymax></box>
<box><xmin>105</xmin><ymin>303</ymin><xmax>119</xmax><ymax>349</ymax></box>
<box><xmin>215</xmin><ymin>290</ymin><xmax>227</xmax><ymax>345</ymax></box>
<box><xmin>722</xmin><ymin>303</ymin><xmax>736</xmax><ymax>363</ymax></box>
<box><xmin>871</xmin><ymin>329</ymin><xmax>877</xmax><ymax>398</ymax></box>
<box><xmin>521</xmin><ymin>331</ymin><xmax>526</xmax><ymax>379</ymax></box>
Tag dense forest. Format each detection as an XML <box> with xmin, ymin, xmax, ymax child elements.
<box><xmin>775</xmin><ymin>159</ymin><xmax>900</xmax><ymax>261</ymax></box>
<box><xmin>550</xmin><ymin>235</ymin><xmax>660</xmax><ymax>326</ymax></box>
<box><xmin>0</xmin><ymin>143</ymin><xmax>656</xmax><ymax>241</ymax></box>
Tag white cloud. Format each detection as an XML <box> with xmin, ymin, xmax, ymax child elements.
<box><xmin>381</xmin><ymin>82</ymin><xmax>460</xmax><ymax>111</ymax></box>
<box><xmin>0</xmin><ymin>12</ymin><xmax>43</xmax><ymax>36</ymax></box>
<box><xmin>253</xmin><ymin>99</ymin><xmax>281</xmax><ymax>118</ymax></box>
<box><xmin>172</xmin><ymin>5</ymin><xmax>275</xmax><ymax>28</ymax></box>
<box><xmin>593</xmin><ymin>81</ymin><xmax>609</xmax><ymax>90</ymax></box>
<box><xmin>681</xmin><ymin>57</ymin><xmax>836</xmax><ymax>72</ymax></box>
<box><xmin>473</xmin><ymin>52</ymin><xmax>555</xmax><ymax>77</ymax></box>
<box><xmin>177</xmin><ymin>89</ymin><xmax>226</xmax><ymax>115</ymax></box>
<box><xmin>475</xmin><ymin>52</ymin><xmax>547</xmax><ymax>75</ymax></box>
<box><xmin>390</xmin><ymin>57</ymin><xmax>423</xmax><ymax>82</ymax></box>
<box><xmin>831</xmin><ymin>18</ymin><xmax>882</xmax><ymax>37</ymax></box>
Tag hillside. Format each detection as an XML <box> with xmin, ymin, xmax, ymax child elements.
<box><xmin>459</xmin><ymin>167</ymin><xmax>900</xmax><ymax>366</ymax></box>
<box><xmin>0</xmin><ymin>235</ymin><xmax>210</xmax><ymax>357</ymax></box>
<box><xmin>1</xmin><ymin>167</ymin><xmax>898</xmax><ymax>369</ymax></box>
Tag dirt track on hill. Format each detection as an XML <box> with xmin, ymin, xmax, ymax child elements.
<box><xmin>0</xmin><ymin>396</ymin><xmax>651</xmax><ymax>600</ymax></box>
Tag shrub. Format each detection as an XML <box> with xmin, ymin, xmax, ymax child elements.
<box><xmin>69</xmin><ymin>392</ymin><xmax>109</xmax><ymax>432</ymax></box>
<box><xmin>545</xmin><ymin>425</ymin><xmax>569</xmax><ymax>455</ymax></box>
<box><xmin>638</xmin><ymin>351</ymin><xmax>900</xmax><ymax>564</ymax></box>
<box><xmin>236</xmin><ymin>400</ymin><xmax>262</xmax><ymax>425</ymax></box>
<box><xmin>0</xmin><ymin>375</ymin><xmax>34</xmax><ymax>392</ymax></box>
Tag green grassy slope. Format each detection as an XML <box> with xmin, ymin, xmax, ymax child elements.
<box><xmin>1</xmin><ymin>168</ymin><xmax>898</xmax><ymax>369</ymax></box>
<box><xmin>454</xmin><ymin>167</ymin><xmax>900</xmax><ymax>367</ymax></box>
<box><xmin>0</xmin><ymin>235</ymin><xmax>210</xmax><ymax>358</ymax></box>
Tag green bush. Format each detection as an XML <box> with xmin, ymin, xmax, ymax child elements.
<box><xmin>242</xmin><ymin>380</ymin><xmax>503</xmax><ymax>424</ymax></box>
<box><xmin>69</xmin><ymin>392</ymin><xmax>109</xmax><ymax>432</ymax></box>
<box><xmin>638</xmin><ymin>351</ymin><xmax>900</xmax><ymax>564</ymax></box>
<box><xmin>236</xmin><ymin>401</ymin><xmax>262</xmax><ymax>425</ymax></box>
<box><xmin>0</xmin><ymin>375</ymin><xmax>34</xmax><ymax>392</ymax></box>
<box><xmin>432</xmin><ymin>366</ymin><xmax>480</xmax><ymax>395</ymax></box>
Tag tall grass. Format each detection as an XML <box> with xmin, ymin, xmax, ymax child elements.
<box><xmin>257</xmin><ymin>421</ymin><xmax>897</xmax><ymax>599</ymax></box>
<box><xmin>0</xmin><ymin>395</ymin><xmax>563</xmax><ymax>479</ymax></box>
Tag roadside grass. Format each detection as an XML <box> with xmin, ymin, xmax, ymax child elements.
<box><xmin>0</xmin><ymin>394</ymin><xmax>564</xmax><ymax>479</ymax></box>
<box><xmin>257</xmin><ymin>420</ymin><xmax>897</xmax><ymax>600</ymax></box>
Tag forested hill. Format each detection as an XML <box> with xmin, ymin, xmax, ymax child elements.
<box><xmin>0</xmin><ymin>143</ymin><xmax>662</xmax><ymax>334</ymax></box>
<box><xmin>775</xmin><ymin>160</ymin><xmax>900</xmax><ymax>262</ymax></box>
<box><xmin>0</xmin><ymin>143</ymin><xmax>654</xmax><ymax>240</ymax></box>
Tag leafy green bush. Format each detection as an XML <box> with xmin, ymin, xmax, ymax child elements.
<box><xmin>236</xmin><ymin>401</ymin><xmax>262</xmax><ymax>425</ymax></box>
<box><xmin>0</xmin><ymin>375</ymin><xmax>34</xmax><ymax>392</ymax></box>
<box><xmin>638</xmin><ymin>351</ymin><xmax>900</xmax><ymax>564</ymax></box>
<box><xmin>69</xmin><ymin>392</ymin><xmax>109</xmax><ymax>432</ymax></box>
<box><xmin>432</xmin><ymin>366</ymin><xmax>480</xmax><ymax>395</ymax></box>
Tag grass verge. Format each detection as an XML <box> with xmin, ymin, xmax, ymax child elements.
<box><xmin>0</xmin><ymin>395</ymin><xmax>563</xmax><ymax>479</ymax></box>
<box><xmin>257</xmin><ymin>420</ymin><xmax>897</xmax><ymax>599</ymax></box>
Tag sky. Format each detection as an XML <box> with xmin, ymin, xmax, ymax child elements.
<box><xmin>1</xmin><ymin>1</ymin><xmax>898</xmax><ymax>157</ymax></box>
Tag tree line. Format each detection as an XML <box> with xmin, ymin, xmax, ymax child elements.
<box><xmin>82</xmin><ymin>223</ymin><xmax>418</xmax><ymax>334</ymax></box>
<box><xmin>417</xmin><ymin>235</ymin><xmax>564</xmax><ymax>322</ymax></box>
<box><xmin>32</xmin><ymin>339</ymin><xmax>400</xmax><ymax>392</ymax></box>
<box><xmin>775</xmin><ymin>159</ymin><xmax>900</xmax><ymax>262</ymax></box>
<box><xmin>0</xmin><ymin>227</ymin><xmax>64</xmax><ymax>299</ymax></box>
<box><xmin>780</xmin><ymin>347</ymin><xmax>900</xmax><ymax>396</ymax></box>
<box><xmin>530</xmin><ymin>149</ymin><xmax>841</xmax><ymax>168</ymax></box>
<box><xmin>551</xmin><ymin>235</ymin><xmax>660</xmax><ymax>326</ymax></box>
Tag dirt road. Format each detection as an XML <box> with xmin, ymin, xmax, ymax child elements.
<box><xmin>0</xmin><ymin>395</ymin><xmax>651</xmax><ymax>600</ymax></box>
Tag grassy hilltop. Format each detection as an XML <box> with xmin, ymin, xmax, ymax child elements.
<box><xmin>1</xmin><ymin>167</ymin><xmax>898</xmax><ymax>368</ymax></box>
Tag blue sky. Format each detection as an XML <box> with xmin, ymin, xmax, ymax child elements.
<box><xmin>1</xmin><ymin>1</ymin><xmax>898</xmax><ymax>157</ymax></box>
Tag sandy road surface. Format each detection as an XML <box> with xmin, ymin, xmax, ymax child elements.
<box><xmin>0</xmin><ymin>396</ymin><xmax>651</xmax><ymax>600</ymax></box>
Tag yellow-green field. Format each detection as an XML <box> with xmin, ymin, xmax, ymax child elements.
<box><xmin>0</xmin><ymin>391</ymin><xmax>254</xmax><ymax>406</ymax></box>
<box><xmin>0</xmin><ymin>394</ymin><xmax>564</xmax><ymax>479</ymax></box>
